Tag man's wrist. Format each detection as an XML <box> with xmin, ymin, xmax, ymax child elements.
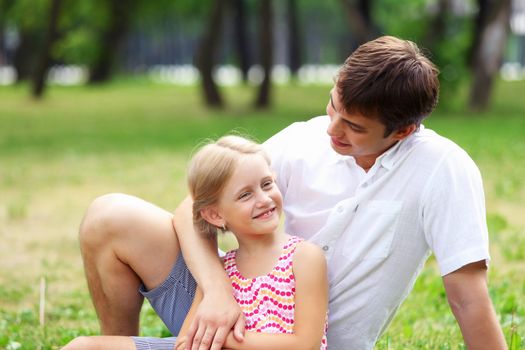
<box><xmin>200</xmin><ymin>276</ymin><xmax>233</xmax><ymax>296</ymax></box>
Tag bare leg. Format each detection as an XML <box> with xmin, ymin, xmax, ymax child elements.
<box><xmin>79</xmin><ymin>193</ymin><xmax>180</xmax><ymax>335</ymax></box>
<box><xmin>61</xmin><ymin>335</ymin><xmax>135</xmax><ymax>350</ymax></box>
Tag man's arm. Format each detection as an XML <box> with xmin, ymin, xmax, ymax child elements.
<box><xmin>173</xmin><ymin>196</ymin><xmax>244</xmax><ymax>350</ymax></box>
<box><xmin>443</xmin><ymin>261</ymin><xmax>507</xmax><ymax>349</ymax></box>
<box><xmin>175</xmin><ymin>287</ymin><xmax>204</xmax><ymax>350</ymax></box>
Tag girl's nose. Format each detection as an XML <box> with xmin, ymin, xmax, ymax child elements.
<box><xmin>256</xmin><ymin>191</ymin><xmax>272</xmax><ymax>207</ymax></box>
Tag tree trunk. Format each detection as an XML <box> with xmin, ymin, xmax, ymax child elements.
<box><xmin>423</xmin><ymin>0</ymin><xmax>450</xmax><ymax>52</ymax></box>
<box><xmin>340</xmin><ymin>0</ymin><xmax>378</xmax><ymax>46</ymax></box>
<box><xmin>196</xmin><ymin>0</ymin><xmax>227</xmax><ymax>108</ymax></box>
<box><xmin>0</xmin><ymin>20</ymin><xmax>4</xmax><ymax>66</ymax></box>
<box><xmin>469</xmin><ymin>0</ymin><xmax>511</xmax><ymax>111</ymax></box>
<box><xmin>232</xmin><ymin>0</ymin><xmax>250</xmax><ymax>83</ymax></box>
<box><xmin>288</xmin><ymin>0</ymin><xmax>301</xmax><ymax>76</ymax></box>
<box><xmin>255</xmin><ymin>0</ymin><xmax>273</xmax><ymax>108</ymax></box>
<box><xmin>31</xmin><ymin>0</ymin><xmax>62</xmax><ymax>98</ymax></box>
<box><xmin>89</xmin><ymin>0</ymin><xmax>134</xmax><ymax>83</ymax></box>
<box><xmin>13</xmin><ymin>31</ymin><xmax>41</xmax><ymax>82</ymax></box>
<box><xmin>0</xmin><ymin>0</ymin><xmax>13</xmax><ymax>66</ymax></box>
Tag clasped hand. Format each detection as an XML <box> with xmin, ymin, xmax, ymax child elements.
<box><xmin>176</xmin><ymin>292</ymin><xmax>245</xmax><ymax>350</ymax></box>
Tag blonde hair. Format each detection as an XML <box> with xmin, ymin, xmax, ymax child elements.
<box><xmin>187</xmin><ymin>135</ymin><xmax>271</xmax><ymax>236</ymax></box>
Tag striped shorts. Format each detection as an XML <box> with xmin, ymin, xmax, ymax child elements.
<box><xmin>132</xmin><ymin>252</ymin><xmax>197</xmax><ymax>350</ymax></box>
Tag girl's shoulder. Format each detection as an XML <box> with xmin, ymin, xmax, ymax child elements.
<box><xmin>290</xmin><ymin>237</ymin><xmax>328</xmax><ymax>287</ymax></box>
<box><xmin>290</xmin><ymin>238</ymin><xmax>327</xmax><ymax>269</ymax></box>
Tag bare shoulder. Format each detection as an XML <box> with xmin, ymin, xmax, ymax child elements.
<box><xmin>293</xmin><ymin>240</ymin><xmax>327</xmax><ymax>271</ymax></box>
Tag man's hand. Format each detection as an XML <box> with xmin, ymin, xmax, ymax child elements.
<box><xmin>175</xmin><ymin>335</ymin><xmax>187</xmax><ymax>350</ymax></box>
<box><xmin>185</xmin><ymin>290</ymin><xmax>245</xmax><ymax>350</ymax></box>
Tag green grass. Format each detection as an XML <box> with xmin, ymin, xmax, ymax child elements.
<box><xmin>0</xmin><ymin>80</ymin><xmax>524</xmax><ymax>349</ymax></box>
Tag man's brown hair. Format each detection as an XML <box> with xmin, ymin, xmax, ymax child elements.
<box><xmin>337</xmin><ymin>36</ymin><xmax>440</xmax><ymax>136</ymax></box>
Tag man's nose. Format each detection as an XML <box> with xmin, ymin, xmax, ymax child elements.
<box><xmin>327</xmin><ymin>115</ymin><xmax>342</xmax><ymax>137</ymax></box>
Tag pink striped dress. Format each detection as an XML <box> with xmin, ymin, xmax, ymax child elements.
<box><xmin>223</xmin><ymin>235</ymin><xmax>328</xmax><ymax>349</ymax></box>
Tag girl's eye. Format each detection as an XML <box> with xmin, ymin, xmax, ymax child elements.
<box><xmin>262</xmin><ymin>180</ymin><xmax>273</xmax><ymax>189</ymax></box>
<box><xmin>239</xmin><ymin>192</ymin><xmax>251</xmax><ymax>200</ymax></box>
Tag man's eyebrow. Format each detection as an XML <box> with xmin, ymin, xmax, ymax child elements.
<box><xmin>343</xmin><ymin>118</ymin><xmax>366</xmax><ymax>131</ymax></box>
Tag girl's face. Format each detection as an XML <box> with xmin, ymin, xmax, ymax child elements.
<box><xmin>215</xmin><ymin>154</ymin><xmax>282</xmax><ymax>237</ymax></box>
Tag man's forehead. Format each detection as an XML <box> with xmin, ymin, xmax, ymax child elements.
<box><xmin>329</xmin><ymin>88</ymin><xmax>340</xmax><ymax>111</ymax></box>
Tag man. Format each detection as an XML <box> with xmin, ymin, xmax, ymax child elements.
<box><xmin>74</xmin><ymin>36</ymin><xmax>506</xmax><ymax>349</ymax></box>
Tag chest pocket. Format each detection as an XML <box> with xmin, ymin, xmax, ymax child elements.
<box><xmin>343</xmin><ymin>200</ymin><xmax>402</xmax><ymax>260</ymax></box>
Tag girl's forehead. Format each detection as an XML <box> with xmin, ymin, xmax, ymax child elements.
<box><xmin>237</xmin><ymin>154</ymin><xmax>271</xmax><ymax>171</ymax></box>
<box><xmin>226</xmin><ymin>155</ymin><xmax>271</xmax><ymax>184</ymax></box>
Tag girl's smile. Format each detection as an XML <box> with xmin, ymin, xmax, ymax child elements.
<box><xmin>253</xmin><ymin>207</ymin><xmax>277</xmax><ymax>220</ymax></box>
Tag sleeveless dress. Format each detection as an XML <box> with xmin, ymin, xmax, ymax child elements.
<box><xmin>223</xmin><ymin>235</ymin><xmax>328</xmax><ymax>349</ymax></box>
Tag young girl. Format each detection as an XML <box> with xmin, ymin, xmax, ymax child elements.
<box><xmin>61</xmin><ymin>135</ymin><xmax>328</xmax><ymax>350</ymax></box>
<box><xmin>176</xmin><ymin>135</ymin><xmax>328</xmax><ymax>349</ymax></box>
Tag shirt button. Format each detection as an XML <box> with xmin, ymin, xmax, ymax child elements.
<box><xmin>322</xmin><ymin>245</ymin><xmax>329</xmax><ymax>251</ymax></box>
<box><xmin>337</xmin><ymin>206</ymin><xmax>344</xmax><ymax>213</ymax></box>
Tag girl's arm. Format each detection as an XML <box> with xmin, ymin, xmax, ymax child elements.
<box><xmin>223</xmin><ymin>241</ymin><xmax>329</xmax><ymax>350</ymax></box>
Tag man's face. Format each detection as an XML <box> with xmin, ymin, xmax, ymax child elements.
<box><xmin>325</xmin><ymin>87</ymin><xmax>406</xmax><ymax>168</ymax></box>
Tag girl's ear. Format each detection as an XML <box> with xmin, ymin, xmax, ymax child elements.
<box><xmin>200</xmin><ymin>206</ymin><xmax>225</xmax><ymax>228</ymax></box>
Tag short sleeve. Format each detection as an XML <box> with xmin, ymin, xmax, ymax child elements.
<box><xmin>421</xmin><ymin>147</ymin><xmax>490</xmax><ymax>276</ymax></box>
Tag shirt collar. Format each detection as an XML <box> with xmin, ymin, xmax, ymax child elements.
<box><xmin>377</xmin><ymin>124</ymin><xmax>425</xmax><ymax>170</ymax></box>
<box><xmin>376</xmin><ymin>139</ymin><xmax>403</xmax><ymax>170</ymax></box>
<box><xmin>328</xmin><ymin>124</ymin><xmax>425</xmax><ymax>169</ymax></box>
<box><xmin>332</xmin><ymin>124</ymin><xmax>424</xmax><ymax>170</ymax></box>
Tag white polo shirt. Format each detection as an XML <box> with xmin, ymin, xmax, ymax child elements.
<box><xmin>263</xmin><ymin>116</ymin><xmax>490</xmax><ymax>349</ymax></box>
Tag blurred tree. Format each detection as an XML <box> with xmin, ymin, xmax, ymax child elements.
<box><xmin>52</xmin><ymin>0</ymin><xmax>101</xmax><ymax>68</ymax></box>
<box><xmin>468</xmin><ymin>0</ymin><xmax>511</xmax><ymax>110</ymax></box>
<box><xmin>31</xmin><ymin>0</ymin><xmax>63</xmax><ymax>98</ymax></box>
<box><xmin>3</xmin><ymin>0</ymin><xmax>47</xmax><ymax>82</ymax></box>
<box><xmin>84</xmin><ymin>0</ymin><xmax>207</xmax><ymax>83</ymax></box>
<box><xmin>288</xmin><ymin>0</ymin><xmax>302</xmax><ymax>77</ymax></box>
<box><xmin>423</xmin><ymin>0</ymin><xmax>450</xmax><ymax>51</ymax></box>
<box><xmin>340</xmin><ymin>0</ymin><xmax>380</xmax><ymax>45</ymax></box>
<box><xmin>255</xmin><ymin>0</ymin><xmax>273</xmax><ymax>108</ymax></box>
<box><xmin>375</xmin><ymin>0</ymin><xmax>471</xmax><ymax>104</ymax></box>
<box><xmin>196</xmin><ymin>0</ymin><xmax>227</xmax><ymax>107</ymax></box>
<box><xmin>0</xmin><ymin>1</ymin><xmax>7</xmax><ymax>63</ymax></box>
<box><xmin>232</xmin><ymin>0</ymin><xmax>250</xmax><ymax>83</ymax></box>
<box><xmin>88</xmin><ymin>0</ymin><xmax>138</xmax><ymax>83</ymax></box>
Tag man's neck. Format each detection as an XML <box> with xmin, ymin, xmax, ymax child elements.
<box><xmin>355</xmin><ymin>156</ymin><xmax>378</xmax><ymax>173</ymax></box>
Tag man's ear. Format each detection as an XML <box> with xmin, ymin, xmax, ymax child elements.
<box><xmin>393</xmin><ymin>124</ymin><xmax>417</xmax><ymax>141</ymax></box>
<box><xmin>200</xmin><ymin>206</ymin><xmax>225</xmax><ymax>228</ymax></box>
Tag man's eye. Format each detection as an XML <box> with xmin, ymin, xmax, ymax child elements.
<box><xmin>345</xmin><ymin>122</ymin><xmax>364</xmax><ymax>132</ymax></box>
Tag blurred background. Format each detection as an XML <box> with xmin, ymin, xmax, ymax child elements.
<box><xmin>0</xmin><ymin>0</ymin><xmax>524</xmax><ymax>349</ymax></box>
<box><xmin>0</xmin><ymin>0</ymin><xmax>524</xmax><ymax>107</ymax></box>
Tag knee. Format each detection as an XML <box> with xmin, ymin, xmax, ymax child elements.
<box><xmin>79</xmin><ymin>193</ymin><xmax>133</xmax><ymax>249</ymax></box>
<box><xmin>61</xmin><ymin>336</ymin><xmax>97</xmax><ymax>350</ymax></box>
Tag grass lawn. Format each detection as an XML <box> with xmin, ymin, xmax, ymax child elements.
<box><xmin>0</xmin><ymin>80</ymin><xmax>524</xmax><ymax>349</ymax></box>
